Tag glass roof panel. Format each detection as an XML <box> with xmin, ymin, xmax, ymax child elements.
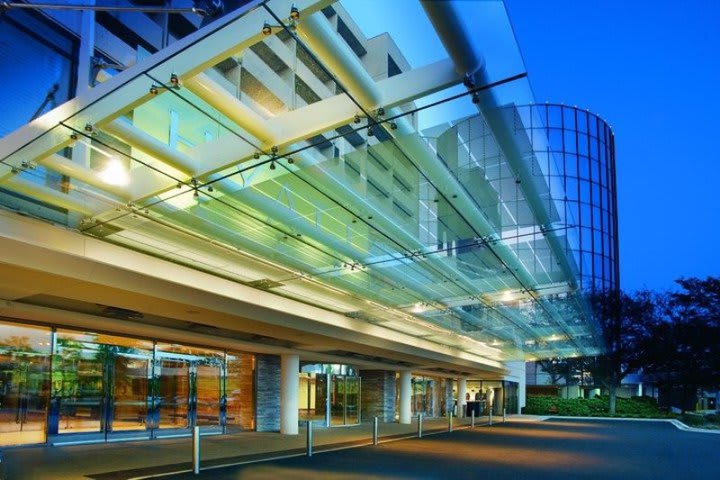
<box><xmin>0</xmin><ymin>0</ymin><xmax>605</xmax><ymax>361</ymax></box>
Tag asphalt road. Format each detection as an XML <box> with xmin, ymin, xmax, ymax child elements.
<box><xmin>157</xmin><ymin>419</ymin><xmax>720</xmax><ymax>480</ymax></box>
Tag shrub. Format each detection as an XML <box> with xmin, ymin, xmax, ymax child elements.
<box><xmin>522</xmin><ymin>395</ymin><xmax>665</xmax><ymax>418</ymax></box>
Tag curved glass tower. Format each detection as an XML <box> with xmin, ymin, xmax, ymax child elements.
<box><xmin>513</xmin><ymin>103</ymin><xmax>619</xmax><ymax>293</ymax></box>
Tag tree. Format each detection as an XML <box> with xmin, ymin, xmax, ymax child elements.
<box><xmin>587</xmin><ymin>289</ymin><xmax>658</xmax><ymax>414</ymax></box>
<box><xmin>641</xmin><ymin>277</ymin><xmax>720</xmax><ymax>412</ymax></box>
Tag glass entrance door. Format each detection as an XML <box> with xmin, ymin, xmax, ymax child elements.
<box><xmin>0</xmin><ymin>321</ymin><xmax>51</xmax><ymax>446</ymax></box>
<box><xmin>330</xmin><ymin>375</ymin><xmax>360</xmax><ymax>426</ymax></box>
<box><xmin>110</xmin><ymin>353</ymin><xmax>150</xmax><ymax>433</ymax></box>
<box><xmin>195</xmin><ymin>363</ymin><xmax>221</xmax><ymax>428</ymax></box>
<box><xmin>345</xmin><ymin>377</ymin><xmax>359</xmax><ymax>424</ymax></box>
<box><xmin>157</xmin><ymin>359</ymin><xmax>190</xmax><ymax>431</ymax></box>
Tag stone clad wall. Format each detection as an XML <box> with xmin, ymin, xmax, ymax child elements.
<box><xmin>360</xmin><ymin>370</ymin><xmax>396</xmax><ymax>422</ymax></box>
<box><xmin>255</xmin><ymin>354</ymin><xmax>281</xmax><ymax>432</ymax></box>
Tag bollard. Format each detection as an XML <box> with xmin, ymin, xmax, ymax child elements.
<box><xmin>417</xmin><ymin>413</ymin><xmax>423</xmax><ymax>438</ymax></box>
<box><xmin>489</xmin><ymin>409</ymin><xmax>493</xmax><ymax>426</ymax></box>
<box><xmin>306</xmin><ymin>420</ymin><xmax>313</xmax><ymax>457</ymax></box>
<box><xmin>373</xmin><ymin>417</ymin><xmax>379</xmax><ymax>446</ymax></box>
<box><xmin>503</xmin><ymin>408</ymin><xmax>507</xmax><ymax>423</ymax></box>
<box><xmin>447</xmin><ymin>411</ymin><xmax>453</xmax><ymax>432</ymax></box>
<box><xmin>192</xmin><ymin>426</ymin><xmax>201</xmax><ymax>475</ymax></box>
<box><xmin>471</xmin><ymin>410</ymin><xmax>475</xmax><ymax>428</ymax></box>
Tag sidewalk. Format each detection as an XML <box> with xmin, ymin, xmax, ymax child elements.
<box><xmin>2</xmin><ymin>416</ymin><xmax>497</xmax><ymax>480</ymax></box>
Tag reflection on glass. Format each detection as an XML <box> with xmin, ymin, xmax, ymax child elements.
<box><xmin>196</xmin><ymin>364</ymin><xmax>220</xmax><ymax>426</ymax></box>
<box><xmin>345</xmin><ymin>377</ymin><xmax>359</xmax><ymax>424</ymax></box>
<box><xmin>0</xmin><ymin>321</ymin><xmax>51</xmax><ymax>446</ymax></box>
<box><xmin>158</xmin><ymin>360</ymin><xmax>189</xmax><ymax>429</ymax></box>
<box><xmin>330</xmin><ymin>375</ymin><xmax>360</xmax><ymax>426</ymax></box>
<box><xmin>298</xmin><ymin>373</ymin><xmax>316</xmax><ymax>421</ymax></box>
<box><xmin>226</xmin><ymin>352</ymin><xmax>255</xmax><ymax>431</ymax></box>
<box><xmin>330</xmin><ymin>375</ymin><xmax>344</xmax><ymax>426</ymax></box>
<box><xmin>54</xmin><ymin>333</ymin><xmax>104</xmax><ymax>434</ymax></box>
<box><xmin>111</xmin><ymin>354</ymin><xmax>149</xmax><ymax>431</ymax></box>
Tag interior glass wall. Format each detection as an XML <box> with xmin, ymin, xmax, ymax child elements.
<box><xmin>410</xmin><ymin>376</ymin><xmax>439</xmax><ymax>417</ymax></box>
<box><xmin>0</xmin><ymin>320</ymin><xmax>255</xmax><ymax>446</ymax></box>
<box><xmin>0</xmin><ymin>320</ymin><xmax>51</xmax><ymax>446</ymax></box>
<box><xmin>300</xmin><ymin>364</ymin><xmax>358</xmax><ymax>426</ymax></box>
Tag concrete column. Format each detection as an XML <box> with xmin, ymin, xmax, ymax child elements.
<box><xmin>458</xmin><ymin>378</ymin><xmax>467</xmax><ymax>418</ymax></box>
<box><xmin>398</xmin><ymin>370</ymin><xmax>412</xmax><ymax>424</ymax></box>
<box><xmin>280</xmin><ymin>354</ymin><xmax>300</xmax><ymax>435</ymax></box>
<box><xmin>637</xmin><ymin>383</ymin><xmax>643</xmax><ymax>397</ymax></box>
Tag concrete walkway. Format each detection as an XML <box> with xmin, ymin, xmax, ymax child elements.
<box><xmin>1</xmin><ymin>416</ymin><xmax>490</xmax><ymax>480</ymax></box>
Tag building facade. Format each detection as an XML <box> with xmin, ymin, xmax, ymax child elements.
<box><xmin>0</xmin><ymin>0</ymin><xmax>617</xmax><ymax>447</ymax></box>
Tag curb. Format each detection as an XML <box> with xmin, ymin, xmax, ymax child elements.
<box><xmin>540</xmin><ymin>415</ymin><xmax>720</xmax><ymax>434</ymax></box>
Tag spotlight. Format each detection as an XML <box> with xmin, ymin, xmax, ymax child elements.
<box><xmin>289</xmin><ymin>4</ymin><xmax>300</xmax><ymax>20</ymax></box>
<box><xmin>367</xmin><ymin>125</ymin><xmax>374</xmax><ymax>137</ymax></box>
<box><xmin>193</xmin><ymin>190</ymin><xmax>199</xmax><ymax>198</ymax></box>
<box><xmin>471</xmin><ymin>93</ymin><xmax>480</xmax><ymax>104</ymax></box>
<box><xmin>262</xmin><ymin>22</ymin><xmax>273</xmax><ymax>35</ymax></box>
<box><xmin>207</xmin><ymin>185</ymin><xmax>214</xmax><ymax>192</ymax></box>
<box><xmin>389</xmin><ymin>122</ymin><xmax>397</xmax><ymax>130</ymax></box>
<box><xmin>269</xmin><ymin>161</ymin><xmax>276</xmax><ymax>170</ymax></box>
<box><xmin>287</xmin><ymin>157</ymin><xmax>294</xmax><ymax>164</ymax></box>
<box><xmin>376</xmin><ymin>107</ymin><xmax>385</xmax><ymax>116</ymax></box>
<box><xmin>253</xmin><ymin>152</ymin><xmax>260</xmax><ymax>159</ymax></box>
<box><xmin>149</xmin><ymin>84</ymin><xmax>159</xmax><ymax>95</ymax></box>
<box><xmin>271</xmin><ymin>145</ymin><xmax>279</xmax><ymax>154</ymax></box>
<box><xmin>84</xmin><ymin>123</ymin><xmax>94</xmax><ymax>133</ymax></box>
<box><xmin>170</xmin><ymin>73</ymin><xmax>179</xmax><ymax>87</ymax></box>
<box><xmin>353</xmin><ymin>114</ymin><xmax>361</xmax><ymax>124</ymax></box>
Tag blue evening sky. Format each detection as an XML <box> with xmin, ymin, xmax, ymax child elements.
<box><xmin>342</xmin><ymin>0</ymin><xmax>720</xmax><ymax>292</ymax></box>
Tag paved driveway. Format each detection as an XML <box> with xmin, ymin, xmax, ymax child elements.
<box><xmin>158</xmin><ymin>419</ymin><xmax>720</xmax><ymax>480</ymax></box>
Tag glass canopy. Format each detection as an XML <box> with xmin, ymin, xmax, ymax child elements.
<box><xmin>0</xmin><ymin>0</ymin><xmax>612</xmax><ymax>361</ymax></box>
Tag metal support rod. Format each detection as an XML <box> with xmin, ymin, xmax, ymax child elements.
<box><xmin>489</xmin><ymin>410</ymin><xmax>493</xmax><ymax>426</ymax></box>
<box><xmin>0</xmin><ymin>2</ymin><xmax>210</xmax><ymax>15</ymax></box>
<box><xmin>471</xmin><ymin>410</ymin><xmax>475</xmax><ymax>428</ymax></box>
<box><xmin>503</xmin><ymin>408</ymin><xmax>507</xmax><ymax>423</ymax></box>
<box><xmin>447</xmin><ymin>411</ymin><xmax>453</xmax><ymax>432</ymax></box>
<box><xmin>372</xmin><ymin>417</ymin><xmax>379</xmax><ymax>446</ymax></box>
<box><xmin>192</xmin><ymin>426</ymin><xmax>200</xmax><ymax>475</ymax></box>
<box><xmin>417</xmin><ymin>413</ymin><xmax>423</xmax><ymax>438</ymax></box>
<box><xmin>306</xmin><ymin>420</ymin><xmax>313</xmax><ymax>457</ymax></box>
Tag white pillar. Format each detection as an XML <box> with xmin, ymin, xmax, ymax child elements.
<box><xmin>458</xmin><ymin>378</ymin><xmax>467</xmax><ymax>418</ymax></box>
<box><xmin>280</xmin><ymin>354</ymin><xmax>299</xmax><ymax>435</ymax></box>
<box><xmin>398</xmin><ymin>370</ymin><xmax>412</xmax><ymax>424</ymax></box>
<box><xmin>637</xmin><ymin>382</ymin><xmax>643</xmax><ymax>397</ymax></box>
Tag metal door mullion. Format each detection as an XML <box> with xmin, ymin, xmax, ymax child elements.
<box><xmin>104</xmin><ymin>352</ymin><xmax>113</xmax><ymax>441</ymax></box>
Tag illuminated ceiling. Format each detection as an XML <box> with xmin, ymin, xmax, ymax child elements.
<box><xmin>0</xmin><ymin>0</ymin><xmax>603</xmax><ymax>361</ymax></box>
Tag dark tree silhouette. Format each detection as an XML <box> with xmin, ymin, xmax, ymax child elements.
<box><xmin>641</xmin><ymin>277</ymin><xmax>720</xmax><ymax>412</ymax></box>
<box><xmin>587</xmin><ymin>290</ymin><xmax>658</xmax><ymax>414</ymax></box>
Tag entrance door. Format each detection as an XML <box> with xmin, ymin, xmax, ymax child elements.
<box><xmin>109</xmin><ymin>353</ymin><xmax>150</xmax><ymax>434</ymax></box>
<box><xmin>157</xmin><ymin>359</ymin><xmax>190</xmax><ymax>431</ymax></box>
<box><xmin>330</xmin><ymin>375</ymin><xmax>361</xmax><ymax>426</ymax></box>
<box><xmin>0</xmin><ymin>322</ymin><xmax>51</xmax><ymax>446</ymax></box>
<box><xmin>195</xmin><ymin>363</ymin><xmax>221</xmax><ymax>429</ymax></box>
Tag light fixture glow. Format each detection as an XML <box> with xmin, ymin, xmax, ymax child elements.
<box><xmin>98</xmin><ymin>157</ymin><xmax>130</xmax><ymax>186</ymax></box>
